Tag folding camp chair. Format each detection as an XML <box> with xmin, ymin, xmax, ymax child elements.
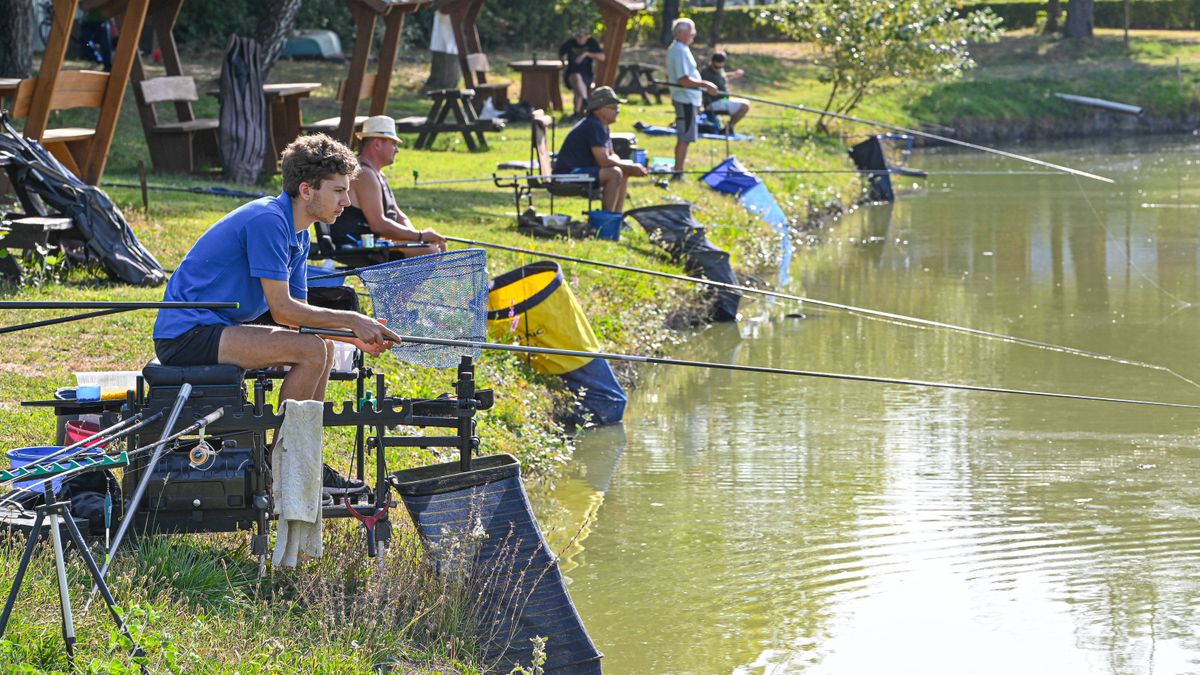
<box><xmin>494</xmin><ymin>109</ymin><xmax>600</xmax><ymax>222</ymax></box>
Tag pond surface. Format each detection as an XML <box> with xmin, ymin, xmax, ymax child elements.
<box><xmin>535</xmin><ymin>136</ymin><xmax>1200</xmax><ymax>674</ymax></box>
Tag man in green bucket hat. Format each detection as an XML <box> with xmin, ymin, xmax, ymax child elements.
<box><xmin>553</xmin><ymin>86</ymin><xmax>648</xmax><ymax>213</ymax></box>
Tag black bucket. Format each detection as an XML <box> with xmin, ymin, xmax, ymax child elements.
<box><xmin>390</xmin><ymin>454</ymin><xmax>602</xmax><ymax>673</ymax></box>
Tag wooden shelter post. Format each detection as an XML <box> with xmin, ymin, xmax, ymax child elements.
<box><xmin>85</xmin><ymin>0</ymin><xmax>151</xmax><ymax>183</ymax></box>
<box><xmin>23</xmin><ymin>0</ymin><xmax>79</xmax><ymax>140</ymax></box>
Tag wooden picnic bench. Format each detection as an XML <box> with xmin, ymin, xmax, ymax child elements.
<box><xmin>0</xmin><ymin>155</ymin><xmax>80</xmax><ymax>282</ymax></box>
<box><xmin>407</xmin><ymin>88</ymin><xmax>504</xmax><ymax>151</ymax></box>
<box><xmin>614</xmin><ymin>62</ymin><xmax>666</xmax><ymax>105</ymax></box>
<box><xmin>133</xmin><ymin>75</ymin><xmax>219</xmax><ymax>174</ymax></box>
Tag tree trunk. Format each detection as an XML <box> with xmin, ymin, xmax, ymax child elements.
<box><xmin>0</xmin><ymin>0</ymin><xmax>35</xmax><ymax>78</ymax></box>
<box><xmin>1044</xmin><ymin>0</ymin><xmax>1061</xmax><ymax>34</ymax></box>
<box><xmin>660</xmin><ymin>0</ymin><xmax>681</xmax><ymax>46</ymax></box>
<box><xmin>255</xmin><ymin>0</ymin><xmax>303</xmax><ymax>72</ymax></box>
<box><xmin>218</xmin><ymin>0</ymin><xmax>302</xmax><ymax>184</ymax></box>
<box><xmin>219</xmin><ymin>37</ymin><xmax>267</xmax><ymax>185</ymax></box>
<box><xmin>1063</xmin><ymin>0</ymin><xmax>1094</xmax><ymax>38</ymax></box>
<box><xmin>709</xmin><ymin>0</ymin><xmax>727</xmax><ymax>48</ymax></box>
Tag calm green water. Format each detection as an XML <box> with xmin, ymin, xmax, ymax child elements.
<box><xmin>536</xmin><ymin>137</ymin><xmax>1200</xmax><ymax>674</ymax></box>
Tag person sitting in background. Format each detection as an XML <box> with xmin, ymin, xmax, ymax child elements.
<box><xmin>554</xmin><ymin>87</ymin><xmax>649</xmax><ymax>214</ymax></box>
<box><xmin>699</xmin><ymin>51</ymin><xmax>751</xmax><ymax>134</ymax></box>
<box><xmin>328</xmin><ymin>115</ymin><xmax>447</xmax><ymax>257</ymax></box>
<box><xmin>559</xmin><ymin>27</ymin><xmax>605</xmax><ymax>118</ymax></box>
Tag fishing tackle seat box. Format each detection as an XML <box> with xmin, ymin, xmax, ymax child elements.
<box><xmin>134</xmin><ymin>362</ymin><xmax>262</xmax><ymax>533</ymax></box>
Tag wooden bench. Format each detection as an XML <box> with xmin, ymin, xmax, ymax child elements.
<box><xmin>409</xmin><ymin>88</ymin><xmax>504</xmax><ymax>151</ymax></box>
<box><xmin>7</xmin><ymin>71</ymin><xmax>108</xmax><ymax>178</ymax></box>
<box><xmin>614</xmin><ymin>62</ymin><xmax>666</xmax><ymax>105</ymax></box>
<box><xmin>134</xmin><ymin>76</ymin><xmax>219</xmax><ymax>174</ymax></box>
<box><xmin>0</xmin><ymin>208</ymin><xmax>76</xmax><ymax>283</ymax></box>
<box><xmin>464</xmin><ymin>52</ymin><xmax>510</xmax><ymax>113</ymax></box>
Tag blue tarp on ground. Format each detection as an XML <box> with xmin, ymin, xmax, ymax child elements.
<box><xmin>633</xmin><ymin>121</ymin><xmax>753</xmax><ymax>141</ymax></box>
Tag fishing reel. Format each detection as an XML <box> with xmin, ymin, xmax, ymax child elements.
<box><xmin>186</xmin><ymin>426</ymin><xmax>218</xmax><ymax>470</ymax></box>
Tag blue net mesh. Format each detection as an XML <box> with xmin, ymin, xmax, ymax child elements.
<box><xmin>356</xmin><ymin>250</ymin><xmax>489</xmax><ymax>368</ymax></box>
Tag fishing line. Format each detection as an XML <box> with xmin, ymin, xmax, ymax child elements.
<box><xmin>301</xmin><ymin>329</ymin><xmax>1200</xmax><ymax>410</ymax></box>
<box><xmin>1072</xmin><ymin>175</ymin><xmax>1191</xmax><ymax>308</ymax></box>
<box><xmin>411</xmin><ymin>168</ymin><xmax>1066</xmax><ymax>187</ymax></box>
<box><xmin>662</xmin><ymin>84</ymin><xmax>1114</xmax><ymax>184</ymax></box>
<box><xmin>443</xmin><ymin>235</ymin><xmax>1200</xmax><ymax>390</ymax></box>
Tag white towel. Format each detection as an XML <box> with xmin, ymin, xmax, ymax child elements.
<box><xmin>272</xmin><ymin>399</ymin><xmax>325</xmax><ymax>568</ymax></box>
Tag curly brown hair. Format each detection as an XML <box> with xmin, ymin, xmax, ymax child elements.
<box><xmin>281</xmin><ymin>134</ymin><xmax>359</xmax><ymax>197</ymax></box>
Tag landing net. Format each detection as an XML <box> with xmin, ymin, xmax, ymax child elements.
<box><xmin>356</xmin><ymin>250</ymin><xmax>488</xmax><ymax>368</ymax></box>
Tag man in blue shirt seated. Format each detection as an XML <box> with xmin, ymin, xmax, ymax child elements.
<box><xmin>153</xmin><ymin>134</ymin><xmax>401</xmax><ymax>404</ymax></box>
<box><xmin>553</xmin><ymin>86</ymin><xmax>649</xmax><ymax>213</ymax></box>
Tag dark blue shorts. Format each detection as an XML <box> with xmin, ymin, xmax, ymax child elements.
<box><xmin>566</xmin><ymin>166</ymin><xmax>601</xmax><ymax>181</ymax></box>
<box><xmin>154</xmin><ymin>324</ymin><xmax>226</xmax><ymax>366</ymax></box>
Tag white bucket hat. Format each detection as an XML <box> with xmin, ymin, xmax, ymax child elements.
<box><xmin>356</xmin><ymin>115</ymin><xmax>401</xmax><ymax>143</ymax></box>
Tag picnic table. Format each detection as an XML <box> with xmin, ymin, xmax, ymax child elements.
<box><xmin>404</xmin><ymin>88</ymin><xmax>504</xmax><ymax>151</ymax></box>
<box><xmin>510</xmin><ymin>60</ymin><xmax>564</xmax><ymax>112</ymax></box>
<box><xmin>0</xmin><ymin>79</ymin><xmax>19</xmax><ymax>104</ymax></box>
<box><xmin>207</xmin><ymin>81</ymin><xmax>321</xmax><ymax>173</ymax></box>
<box><xmin>263</xmin><ymin>82</ymin><xmax>321</xmax><ymax>172</ymax></box>
<box><xmin>613</xmin><ymin>62</ymin><xmax>665</xmax><ymax>105</ymax></box>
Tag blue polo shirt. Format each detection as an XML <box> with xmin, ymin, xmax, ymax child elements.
<box><xmin>153</xmin><ymin>193</ymin><xmax>309</xmax><ymax>339</ymax></box>
<box><xmin>555</xmin><ymin>115</ymin><xmax>611</xmax><ymax>173</ymax></box>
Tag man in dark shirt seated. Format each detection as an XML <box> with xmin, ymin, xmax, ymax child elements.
<box><xmin>554</xmin><ymin>87</ymin><xmax>648</xmax><ymax>213</ymax></box>
<box><xmin>558</xmin><ymin>27</ymin><xmax>605</xmax><ymax>118</ymax></box>
<box><xmin>699</xmin><ymin>50</ymin><xmax>751</xmax><ymax>133</ymax></box>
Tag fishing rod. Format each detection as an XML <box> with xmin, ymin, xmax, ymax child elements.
<box><xmin>0</xmin><ymin>301</ymin><xmax>239</xmax><ymax>335</ymax></box>
<box><xmin>661</xmin><ymin>83</ymin><xmax>1114</xmax><ymax>184</ymax></box>
<box><xmin>410</xmin><ymin>167</ymin><xmax>1066</xmax><ymax>187</ymax></box>
<box><xmin>439</xmin><ymin>235</ymin><xmax>1200</xmax><ymax>389</ymax></box>
<box><xmin>101</xmin><ymin>182</ymin><xmax>267</xmax><ymax>200</ymax></box>
<box><xmin>300</xmin><ymin>328</ymin><xmax>1199</xmax><ymax>410</ymax></box>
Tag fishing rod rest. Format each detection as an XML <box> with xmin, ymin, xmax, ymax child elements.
<box><xmin>115</xmin><ymin>356</ymin><xmax>492</xmax><ymax>558</ymax></box>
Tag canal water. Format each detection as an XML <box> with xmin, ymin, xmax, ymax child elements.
<box><xmin>534</xmin><ymin>136</ymin><xmax>1200</xmax><ymax>674</ymax></box>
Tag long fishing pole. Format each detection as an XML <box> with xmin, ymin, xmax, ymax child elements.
<box><xmin>101</xmin><ymin>182</ymin><xmax>266</xmax><ymax>200</ymax></box>
<box><xmin>0</xmin><ymin>301</ymin><xmax>239</xmax><ymax>335</ymax></box>
<box><xmin>664</xmin><ymin>83</ymin><xmax>1114</xmax><ymax>184</ymax></box>
<box><xmin>438</xmin><ymin>235</ymin><xmax>1200</xmax><ymax>389</ymax></box>
<box><xmin>300</xmin><ymin>328</ymin><xmax>1199</xmax><ymax>410</ymax></box>
<box><xmin>411</xmin><ymin>168</ymin><xmax>1067</xmax><ymax>187</ymax></box>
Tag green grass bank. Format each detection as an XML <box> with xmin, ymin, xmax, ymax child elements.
<box><xmin>1</xmin><ymin>29</ymin><xmax>1195</xmax><ymax>670</ymax></box>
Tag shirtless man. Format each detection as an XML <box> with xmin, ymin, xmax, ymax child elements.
<box><xmin>329</xmin><ymin>116</ymin><xmax>447</xmax><ymax>257</ymax></box>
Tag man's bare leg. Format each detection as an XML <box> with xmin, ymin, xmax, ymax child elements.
<box><xmin>674</xmin><ymin>140</ymin><xmax>691</xmax><ymax>177</ymax></box>
<box><xmin>729</xmin><ymin>103</ymin><xmax>749</xmax><ymax>131</ymax></box>
<box><xmin>599</xmin><ymin>167</ymin><xmax>623</xmax><ymax>212</ymax></box>
<box><xmin>218</xmin><ymin>325</ymin><xmax>331</xmax><ymax>402</ymax></box>
<box><xmin>569</xmin><ymin>73</ymin><xmax>588</xmax><ymax>114</ymax></box>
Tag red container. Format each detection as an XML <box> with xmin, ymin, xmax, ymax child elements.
<box><xmin>65</xmin><ymin>420</ymin><xmax>107</xmax><ymax>449</ymax></box>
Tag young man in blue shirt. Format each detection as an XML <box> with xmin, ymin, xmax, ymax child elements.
<box><xmin>554</xmin><ymin>86</ymin><xmax>648</xmax><ymax>213</ymax></box>
<box><xmin>153</xmin><ymin>134</ymin><xmax>401</xmax><ymax>407</ymax></box>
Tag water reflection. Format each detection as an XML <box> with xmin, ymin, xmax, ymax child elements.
<box><xmin>536</xmin><ymin>137</ymin><xmax>1200</xmax><ymax>674</ymax></box>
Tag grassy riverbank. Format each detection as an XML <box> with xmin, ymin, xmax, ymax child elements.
<box><xmin>2</xmin><ymin>28</ymin><xmax>1194</xmax><ymax>670</ymax></box>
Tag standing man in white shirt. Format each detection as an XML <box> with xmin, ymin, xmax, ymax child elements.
<box><xmin>665</xmin><ymin>18</ymin><xmax>719</xmax><ymax>180</ymax></box>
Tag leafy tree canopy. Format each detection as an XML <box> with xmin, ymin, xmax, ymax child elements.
<box><xmin>757</xmin><ymin>0</ymin><xmax>1003</xmax><ymax>126</ymax></box>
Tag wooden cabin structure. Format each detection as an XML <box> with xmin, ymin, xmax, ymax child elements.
<box><xmin>306</xmin><ymin>0</ymin><xmax>429</xmax><ymax>145</ymax></box>
<box><xmin>7</xmin><ymin>0</ymin><xmax>151</xmax><ymax>185</ymax></box>
<box><xmin>440</xmin><ymin>0</ymin><xmax>644</xmax><ymax>93</ymax></box>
